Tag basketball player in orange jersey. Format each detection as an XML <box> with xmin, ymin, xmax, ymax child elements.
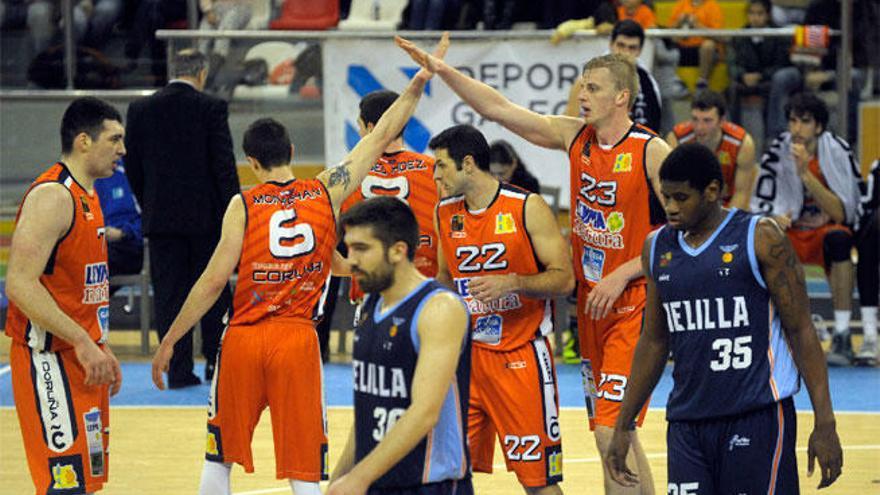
<box><xmin>341</xmin><ymin>89</ymin><xmax>440</xmax><ymax>303</ymax></box>
<box><xmin>150</xmin><ymin>35</ymin><xmax>445</xmax><ymax>494</ymax></box>
<box><xmin>666</xmin><ymin>90</ymin><xmax>757</xmax><ymax>210</ymax></box>
<box><xmin>398</xmin><ymin>36</ymin><xmax>672</xmax><ymax>494</ymax></box>
<box><xmin>5</xmin><ymin>97</ymin><xmax>125</xmax><ymax>495</ymax></box>
<box><xmin>431</xmin><ymin>124</ymin><xmax>574</xmax><ymax>494</ymax></box>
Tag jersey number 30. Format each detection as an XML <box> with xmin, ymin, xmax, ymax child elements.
<box><xmin>269</xmin><ymin>209</ymin><xmax>315</xmax><ymax>258</ymax></box>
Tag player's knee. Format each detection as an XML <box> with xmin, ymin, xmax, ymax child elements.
<box><xmin>823</xmin><ymin>230</ymin><xmax>853</xmax><ymax>265</ymax></box>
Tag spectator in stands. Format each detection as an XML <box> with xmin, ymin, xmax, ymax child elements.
<box><xmin>25</xmin><ymin>0</ymin><xmax>122</xmax><ymax>52</ymax></box>
<box><xmin>482</xmin><ymin>0</ymin><xmax>517</xmax><ymax>29</ymax></box>
<box><xmin>408</xmin><ymin>0</ymin><xmax>458</xmax><ymax>30</ymax></box>
<box><xmin>768</xmin><ymin>0</ymin><xmax>878</xmax><ymax>142</ymax></box>
<box><xmin>124</xmin><ymin>0</ymin><xmax>187</xmax><ymax>86</ymax></box>
<box><xmin>488</xmin><ymin>140</ymin><xmax>541</xmax><ymax>194</ymax></box>
<box><xmin>95</xmin><ymin>160</ymin><xmax>144</xmax><ymax>280</ymax></box>
<box><xmin>197</xmin><ymin>0</ymin><xmax>252</xmax><ymax>78</ymax></box>
<box><xmin>750</xmin><ymin>93</ymin><xmax>863</xmax><ymax>367</ymax></box>
<box><xmin>565</xmin><ymin>20</ymin><xmax>663</xmax><ymax>133</ymax></box>
<box><xmin>855</xmin><ymin>159</ymin><xmax>879</xmax><ymax>365</ymax></box>
<box><xmin>667</xmin><ymin>0</ymin><xmax>722</xmax><ymax>91</ymax></box>
<box><xmin>667</xmin><ymin>90</ymin><xmax>757</xmax><ymax>210</ymax></box>
<box><xmin>617</xmin><ymin>0</ymin><xmax>655</xmax><ymax>28</ymax></box>
<box><xmin>125</xmin><ymin>49</ymin><xmax>238</xmax><ymax>387</ymax></box>
<box><xmin>728</xmin><ymin>0</ymin><xmax>792</xmax><ymax>134</ymax></box>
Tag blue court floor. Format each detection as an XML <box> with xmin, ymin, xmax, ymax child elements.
<box><xmin>2</xmin><ymin>362</ymin><xmax>878</xmax><ymax>413</ymax></box>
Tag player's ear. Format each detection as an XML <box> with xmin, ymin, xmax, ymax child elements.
<box><xmin>462</xmin><ymin>155</ymin><xmax>476</xmax><ymax>174</ymax></box>
<box><xmin>705</xmin><ymin>179</ymin><xmax>722</xmax><ymax>202</ymax></box>
<box><xmin>246</xmin><ymin>156</ymin><xmax>260</xmax><ymax>173</ymax></box>
<box><xmin>75</xmin><ymin>131</ymin><xmax>91</xmax><ymax>153</ymax></box>
<box><xmin>388</xmin><ymin>240</ymin><xmax>408</xmax><ymax>264</ymax></box>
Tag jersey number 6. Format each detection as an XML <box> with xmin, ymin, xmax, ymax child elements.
<box><xmin>269</xmin><ymin>209</ymin><xmax>315</xmax><ymax>259</ymax></box>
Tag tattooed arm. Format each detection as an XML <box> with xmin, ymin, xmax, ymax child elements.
<box><xmin>755</xmin><ymin>217</ymin><xmax>842</xmax><ymax>489</ymax></box>
<box><xmin>319</xmin><ymin>34</ymin><xmax>448</xmax><ymax>214</ymax></box>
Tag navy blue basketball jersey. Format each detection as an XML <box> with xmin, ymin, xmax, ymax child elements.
<box><xmin>650</xmin><ymin>209</ymin><xmax>800</xmax><ymax>421</ymax></box>
<box><xmin>353</xmin><ymin>279</ymin><xmax>471</xmax><ymax>489</ymax></box>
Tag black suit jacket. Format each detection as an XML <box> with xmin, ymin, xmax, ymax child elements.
<box><xmin>124</xmin><ymin>82</ymin><xmax>239</xmax><ymax>236</ymax></box>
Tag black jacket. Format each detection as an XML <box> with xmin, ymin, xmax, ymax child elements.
<box><xmin>729</xmin><ymin>28</ymin><xmax>792</xmax><ymax>83</ymax></box>
<box><xmin>124</xmin><ymin>82</ymin><xmax>239</xmax><ymax>236</ymax></box>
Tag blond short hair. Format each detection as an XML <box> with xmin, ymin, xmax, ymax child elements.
<box><xmin>583</xmin><ymin>53</ymin><xmax>640</xmax><ymax>110</ymax></box>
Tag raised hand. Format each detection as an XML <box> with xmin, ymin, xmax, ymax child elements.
<box><xmin>396</xmin><ymin>32</ymin><xmax>450</xmax><ymax>76</ymax></box>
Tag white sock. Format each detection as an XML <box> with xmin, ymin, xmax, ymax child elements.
<box><xmin>862</xmin><ymin>306</ymin><xmax>878</xmax><ymax>342</ymax></box>
<box><xmin>290</xmin><ymin>479</ymin><xmax>321</xmax><ymax>495</ymax></box>
<box><xmin>199</xmin><ymin>461</ymin><xmax>232</xmax><ymax>495</ymax></box>
<box><xmin>834</xmin><ymin>310</ymin><xmax>851</xmax><ymax>335</ymax></box>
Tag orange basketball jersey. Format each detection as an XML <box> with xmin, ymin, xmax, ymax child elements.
<box><xmin>5</xmin><ymin>163</ymin><xmax>110</xmax><ymax>352</ymax></box>
<box><xmin>437</xmin><ymin>184</ymin><xmax>552</xmax><ymax>352</ymax></box>
<box><xmin>673</xmin><ymin>121</ymin><xmax>747</xmax><ymax>204</ymax></box>
<box><xmin>231</xmin><ymin>179</ymin><xmax>337</xmax><ymax>326</ymax></box>
<box><xmin>341</xmin><ymin>150</ymin><xmax>439</xmax><ymax>301</ymax></box>
<box><xmin>569</xmin><ymin>124</ymin><xmax>660</xmax><ymax>291</ymax></box>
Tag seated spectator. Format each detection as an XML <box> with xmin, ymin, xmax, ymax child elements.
<box><xmin>666</xmin><ymin>90</ymin><xmax>757</xmax><ymax>210</ymax></box>
<box><xmin>728</xmin><ymin>0</ymin><xmax>792</xmax><ymax>133</ymax></box>
<box><xmin>95</xmin><ymin>161</ymin><xmax>144</xmax><ymax>279</ymax></box>
<box><xmin>750</xmin><ymin>93</ymin><xmax>864</xmax><ymax>366</ymax></box>
<box><xmin>766</xmin><ymin>0</ymin><xmax>878</xmax><ymax>144</ymax></box>
<box><xmin>565</xmin><ymin>20</ymin><xmax>663</xmax><ymax>133</ymax></box>
<box><xmin>26</xmin><ymin>0</ymin><xmax>123</xmax><ymax>52</ymax></box>
<box><xmin>482</xmin><ymin>0</ymin><xmax>516</xmax><ymax>30</ymax></box>
<box><xmin>855</xmin><ymin>159</ymin><xmax>879</xmax><ymax>365</ymax></box>
<box><xmin>667</xmin><ymin>0</ymin><xmax>722</xmax><ymax>91</ymax></box>
<box><xmin>198</xmin><ymin>0</ymin><xmax>252</xmax><ymax>76</ymax></box>
<box><xmin>617</xmin><ymin>0</ymin><xmax>655</xmax><ymax>28</ymax></box>
<box><xmin>407</xmin><ymin>0</ymin><xmax>459</xmax><ymax>30</ymax></box>
<box><xmin>125</xmin><ymin>0</ymin><xmax>188</xmax><ymax>86</ymax></box>
<box><xmin>489</xmin><ymin>140</ymin><xmax>540</xmax><ymax>194</ymax></box>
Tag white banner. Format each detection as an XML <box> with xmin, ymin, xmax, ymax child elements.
<box><xmin>322</xmin><ymin>37</ymin><xmax>654</xmax><ymax>209</ymax></box>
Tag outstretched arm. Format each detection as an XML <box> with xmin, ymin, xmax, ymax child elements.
<box><xmin>396</xmin><ymin>35</ymin><xmax>584</xmax><ymax>151</ymax></box>
<box><xmin>320</xmin><ymin>35</ymin><xmax>449</xmax><ymax>214</ymax></box>
<box><xmin>604</xmin><ymin>233</ymin><xmax>670</xmax><ymax>487</ymax></box>
<box><xmin>755</xmin><ymin>217</ymin><xmax>842</xmax><ymax>489</ymax></box>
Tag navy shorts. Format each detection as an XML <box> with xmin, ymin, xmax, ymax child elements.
<box><xmin>667</xmin><ymin>398</ymin><xmax>798</xmax><ymax>494</ymax></box>
<box><xmin>368</xmin><ymin>477</ymin><xmax>473</xmax><ymax>495</ymax></box>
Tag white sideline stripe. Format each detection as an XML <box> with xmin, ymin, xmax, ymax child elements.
<box><xmin>0</xmin><ymin>365</ymin><xmax>10</xmax><ymax>378</ymax></box>
<box><xmin>229</xmin><ymin>444</ymin><xmax>880</xmax><ymax>494</ymax></box>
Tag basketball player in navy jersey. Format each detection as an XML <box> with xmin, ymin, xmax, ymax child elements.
<box><xmin>329</xmin><ymin>196</ymin><xmax>472</xmax><ymax>495</ymax></box>
<box><xmin>605</xmin><ymin>143</ymin><xmax>843</xmax><ymax>493</ymax></box>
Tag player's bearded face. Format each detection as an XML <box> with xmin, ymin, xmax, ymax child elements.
<box><xmin>355</xmin><ymin>251</ymin><xmax>395</xmax><ymax>293</ymax></box>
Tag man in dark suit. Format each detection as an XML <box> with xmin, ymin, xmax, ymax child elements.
<box><xmin>125</xmin><ymin>49</ymin><xmax>239</xmax><ymax>388</ymax></box>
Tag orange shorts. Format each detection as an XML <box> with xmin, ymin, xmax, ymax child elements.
<box><xmin>207</xmin><ymin>320</ymin><xmax>328</xmax><ymax>481</ymax></box>
<box><xmin>469</xmin><ymin>337</ymin><xmax>563</xmax><ymax>488</ymax></box>
<box><xmin>578</xmin><ymin>284</ymin><xmax>650</xmax><ymax>430</ymax></box>
<box><xmin>10</xmin><ymin>342</ymin><xmax>110</xmax><ymax>495</ymax></box>
<box><xmin>787</xmin><ymin>224</ymin><xmax>852</xmax><ymax>268</ymax></box>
